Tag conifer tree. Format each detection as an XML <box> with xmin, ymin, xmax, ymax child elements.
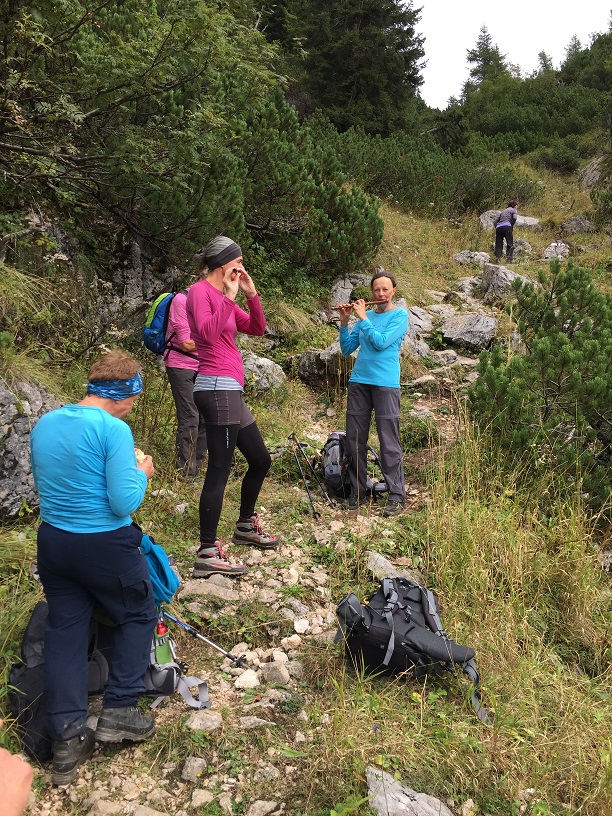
<box><xmin>469</xmin><ymin>259</ymin><xmax>612</xmax><ymax>513</ymax></box>
<box><xmin>289</xmin><ymin>0</ymin><xmax>425</xmax><ymax>134</ymax></box>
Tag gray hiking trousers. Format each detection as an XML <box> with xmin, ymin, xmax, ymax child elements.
<box><xmin>345</xmin><ymin>383</ymin><xmax>405</xmax><ymax>504</ymax></box>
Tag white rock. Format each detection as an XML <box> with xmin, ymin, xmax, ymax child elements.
<box><xmin>234</xmin><ymin>669</ymin><xmax>260</xmax><ymax>689</ymax></box>
<box><xmin>294</xmin><ymin>618</ymin><xmax>310</xmax><ymax>634</ymax></box>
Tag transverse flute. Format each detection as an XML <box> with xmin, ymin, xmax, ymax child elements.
<box><xmin>331</xmin><ymin>300</ymin><xmax>385</xmax><ymax>309</ymax></box>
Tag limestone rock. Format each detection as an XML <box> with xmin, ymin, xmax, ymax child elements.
<box><xmin>479</xmin><ymin>210</ymin><xmax>540</xmax><ymax>231</ymax></box>
<box><xmin>441</xmin><ymin>313</ymin><xmax>497</xmax><ymax>350</ymax></box>
<box><xmin>185</xmin><ymin>709</ymin><xmax>223</xmax><ymax>731</ymax></box>
<box><xmin>366</xmin><ymin>550</ymin><xmax>423</xmax><ymax>584</ymax></box>
<box><xmin>243</xmin><ymin>351</ymin><xmax>286</xmax><ymax>392</ymax></box>
<box><xmin>481</xmin><ymin>263</ymin><xmax>532</xmax><ymax>303</ymax></box>
<box><xmin>178</xmin><ymin>578</ymin><xmax>240</xmax><ymax>602</ymax></box>
<box><xmin>452</xmin><ymin>250</ymin><xmax>490</xmax><ymax>267</ymax></box>
<box><xmin>245</xmin><ymin>802</ymin><xmax>279</xmax><ymax>816</ymax></box>
<box><xmin>181</xmin><ymin>756</ymin><xmax>207</xmax><ymax>782</ymax></box>
<box><xmin>543</xmin><ymin>241</ymin><xmax>570</xmax><ymax>259</ymax></box>
<box><xmin>562</xmin><ymin>216</ymin><xmax>595</xmax><ymax>234</ymax></box>
<box><xmin>234</xmin><ymin>669</ymin><xmax>260</xmax><ymax>689</ymax></box>
<box><xmin>259</xmin><ymin>662</ymin><xmax>291</xmax><ymax>685</ymax></box>
<box><xmin>366</xmin><ymin>767</ymin><xmax>454</xmax><ymax>816</ymax></box>
<box><xmin>0</xmin><ymin>380</ymin><xmax>61</xmax><ymax>517</ymax></box>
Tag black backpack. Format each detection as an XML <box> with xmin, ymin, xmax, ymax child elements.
<box><xmin>7</xmin><ymin>601</ymin><xmax>109</xmax><ymax>762</ymax></box>
<box><xmin>322</xmin><ymin>430</ymin><xmax>387</xmax><ymax>499</ymax></box>
<box><xmin>335</xmin><ymin>577</ymin><xmax>492</xmax><ymax>723</ymax></box>
<box><xmin>8</xmin><ymin>603</ymin><xmax>209</xmax><ymax>761</ymax></box>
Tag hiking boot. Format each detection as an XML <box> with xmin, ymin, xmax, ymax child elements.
<box><xmin>342</xmin><ymin>495</ymin><xmax>359</xmax><ymax>511</ymax></box>
<box><xmin>382</xmin><ymin>500</ymin><xmax>405</xmax><ymax>518</ymax></box>
<box><xmin>95</xmin><ymin>706</ymin><xmax>155</xmax><ymax>743</ymax></box>
<box><xmin>232</xmin><ymin>514</ymin><xmax>280</xmax><ymax>549</ymax></box>
<box><xmin>193</xmin><ymin>540</ymin><xmax>248</xmax><ymax>577</ymax></box>
<box><xmin>51</xmin><ymin>727</ymin><xmax>95</xmax><ymax>785</ymax></box>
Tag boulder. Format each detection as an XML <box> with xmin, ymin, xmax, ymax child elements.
<box><xmin>366</xmin><ymin>767</ymin><xmax>454</xmax><ymax>816</ymax></box>
<box><xmin>329</xmin><ymin>273</ymin><xmax>372</xmax><ymax>307</ymax></box>
<box><xmin>441</xmin><ymin>313</ymin><xmax>497</xmax><ymax>350</ymax></box>
<box><xmin>481</xmin><ymin>263</ymin><xmax>532</xmax><ymax>303</ymax></box>
<box><xmin>562</xmin><ymin>216</ymin><xmax>595</xmax><ymax>235</ymax></box>
<box><xmin>578</xmin><ymin>156</ymin><xmax>604</xmax><ymax>189</ymax></box>
<box><xmin>0</xmin><ymin>380</ymin><xmax>61</xmax><ymax>517</ymax></box>
<box><xmin>243</xmin><ymin>351</ymin><xmax>286</xmax><ymax>392</ymax></box>
<box><xmin>479</xmin><ymin>210</ymin><xmax>540</xmax><ymax>231</ymax></box>
<box><xmin>296</xmin><ymin>341</ymin><xmax>354</xmax><ymax>386</ymax></box>
<box><xmin>543</xmin><ymin>241</ymin><xmax>570</xmax><ymax>259</ymax></box>
<box><xmin>452</xmin><ymin>250</ymin><xmax>490</xmax><ymax>267</ymax></box>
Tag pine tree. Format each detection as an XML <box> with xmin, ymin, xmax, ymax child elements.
<box><xmin>468</xmin><ymin>259</ymin><xmax>612</xmax><ymax>514</ymax></box>
<box><xmin>463</xmin><ymin>25</ymin><xmax>509</xmax><ymax>94</ymax></box>
<box><xmin>290</xmin><ymin>0</ymin><xmax>425</xmax><ymax>135</ymax></box>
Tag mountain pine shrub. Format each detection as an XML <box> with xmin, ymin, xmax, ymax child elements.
<box><xmin>468</xmin><ymin>258</ymin><xmax>612</xmax><ymax>516</ymax></box>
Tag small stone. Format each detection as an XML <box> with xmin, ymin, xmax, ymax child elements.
<box><xmin>245</xmin><ymin>801</ymin><xmax>279</xmax><ymax>816</ymax></box>
<box><xmin>181</xmin><ymin>756</ymin><xmax>207</xmax><ymax>782</ymax></box>
<box><xmin>293</xmin><ymin>618</ymin><xmax>310</xmax><ymax>634</ymax></box>
<box><xmin>186</xmin><ymin>709</ymin><xmax>223</xmax><ymax>731</ymax></box>
<box><xmin>259</xmin><ymin>663</ymin><xmax>291</xmax><ymax>685</ymax></box>
<box><xmin>239</xmin><ymin>716</ymin><xmax>270</xmax><ymax>730</ymax></box>
<box><xmin>235</xmin><ymin>669</ymin><xmax>260</xmax><ymax>689</ymax></box>
<box><xmin>294</xmin><ymin>731</ymin><xmax>307</xmax><ymax>743</ymax></box>
<box><xmin>192</xmin><ymin>790</ymin><xmax>215</xmax><ymax>807</ymax></box>
<box><xmin>281</xmin><ymin>634</ymin><xmax>302</xmax><ymax>649</ymax></box>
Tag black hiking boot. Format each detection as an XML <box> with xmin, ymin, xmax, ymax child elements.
<box><xmin>95</xmin><ymin>706</ymin><xmax>155</xmax><ymax>743</ymax></box>
<box><xmin>51</xmin><ymin>727</ymin><xmax>95</xmax><ymax>786</ymax></box>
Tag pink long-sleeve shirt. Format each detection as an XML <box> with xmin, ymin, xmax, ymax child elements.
<box><xmin>186</xmin><ymin>279</ymin><xmax>266</xmax><ymax>386</ymax></box>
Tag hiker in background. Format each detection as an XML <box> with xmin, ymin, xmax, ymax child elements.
<box><xmin>164</xmin><ymin>287</ymin><xmax>207</xmax><ymax>482</ymax></box>
<box><xmin>494</xmin><ymin>200</ymin><xmax>518</xmax><ymax>263</ymax></box>
<box><xmin>30</xmin><ymin>348</ymin><xmax>158</xmax><ymax>786</ymax></box>
<box><xmin>337</xmin><ymin>271</ymin><xmax>409</xmax><ymax>517</ymax></box>
<box><xmin>187</xmin><ymin>236</ymin><xmax>280</xmax><ymax>578</ymax></box>
<box><xmin>0</xmin><ymin>720</ymin><xmax>33</xmax><ymax>816</ymax></box>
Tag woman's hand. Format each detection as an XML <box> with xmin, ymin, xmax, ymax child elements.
<box><xmin>337</xmin><ymin>303</ymin><xmax>353</xmax><ymax>328</ymax></box>
<box><xmin>222</xmin><ymin>267</ymin><xmax>240</xmax><ymax>300</ymax></box>
<box><xmin>237</xmin><ymin>268</ymin><xmax>257</xmax><ymax>299</ymax></box>
<box><xmin>353</xmin><ymin>299</ymin><xmax>367</xmax><ymax>321</ymax></box>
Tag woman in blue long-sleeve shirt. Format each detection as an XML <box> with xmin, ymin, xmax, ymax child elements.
<box><xmin>338</xmin><ymin>271</ymin><xmax>409</xmax><ymax>516</ymax></box>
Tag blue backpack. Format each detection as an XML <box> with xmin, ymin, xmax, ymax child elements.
<box><xmin>142</xmin><ymin>291</ymin><xmax>197</xmax><ymax>359</ymax></box>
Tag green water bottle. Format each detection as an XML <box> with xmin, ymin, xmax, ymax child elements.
<box><xmin>154</xmin><ymin>618</ymin><xmax>172</xmax><ymax>665</ymax></box>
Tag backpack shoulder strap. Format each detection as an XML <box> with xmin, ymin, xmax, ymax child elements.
<box><xmin>176</xmin><ymin>675</ymin><xmax>211</xmax><ymax>710</ymax></box>
<box><xmin>380</xmin><ymin>578</ymin><xmax>399</xmax><ymax>665</ymax></box>
<box><xmin>462</xmin><ymin>658</ymin><xmax>493</xmax><ymax>725</ymax></box>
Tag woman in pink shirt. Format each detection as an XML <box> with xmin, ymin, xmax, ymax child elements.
<box><xmin>186</xmin><ymin>236</ymin><xmax>280</xmax><ymax>577</ymax></box>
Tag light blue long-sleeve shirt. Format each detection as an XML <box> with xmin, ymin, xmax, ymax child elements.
<box><xmin>30</xmin><ymin>405</ymin><xmax>147</xmax><ymax>533</ymax></box>
<box><xmin>339</xmin><ymin>307</ymin><xmax>409</xmax><ymax>388</ymax></box>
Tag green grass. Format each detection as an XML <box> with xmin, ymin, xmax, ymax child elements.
<box><xmin>1</xmin><ymin>191</ymin><xmax>611</xmax><ymax>814</ymax></box>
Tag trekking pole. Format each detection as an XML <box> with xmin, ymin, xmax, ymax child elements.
<box><xmin>161</xmin><ymin>609</ymin><xmax>246</xmax><ymax>667</ymax></box>
<box><xmin>289</xmin><ymin>434</ymin><xmax>321</xmax><ymax>519</ymax></box>
<box><xmin>289</xmin><ymin>432</ymin><xmax>334</xmax><ymax>506</ymax></box>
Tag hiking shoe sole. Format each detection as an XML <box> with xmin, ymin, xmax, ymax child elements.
<box><xmin>95</xmin><ymin>723</ymin><xmax>155</xmax><ymax>743</ymax></box>
<box><xmin>231</xmin><ymin>533</ymin><xmax>280</xmax><ymax>549</ymax></box>
<box><xmin>193</xmin><ymin>562</ymin><xmax>248</xmax><ymax>577</ymax></box>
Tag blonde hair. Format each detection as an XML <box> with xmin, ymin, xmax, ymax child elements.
<box><xmin>88</xmin><ymin>348</ymin><xmax>141</xmax><ymax>382</ymax></box>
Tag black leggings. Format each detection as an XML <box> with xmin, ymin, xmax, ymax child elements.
<box><xmin>198</xmin><ymin>422</ymin><xmax>271</xmax><ymax>543</ymax></box>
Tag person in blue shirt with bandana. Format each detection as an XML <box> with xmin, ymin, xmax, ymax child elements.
<box><xmin>337</xmin><ymin>271</ymin><xmax>409</xmax><ymax>517</ymax></box>
<box><xmin>30</xmin><ymin>348</ymin><xmax>157</xmax><ymax>786</ymax></box>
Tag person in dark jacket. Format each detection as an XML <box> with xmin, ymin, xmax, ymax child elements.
<box><xmin>494</xmin><ymin>200</ymin><xmax>518</xmax><ymax>263</ymax></box>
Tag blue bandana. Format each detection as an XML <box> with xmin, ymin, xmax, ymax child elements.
<box><xmin>87</xmin><ymin>373</ymin><xmax>143</xmax><ymax>401</ymax></box>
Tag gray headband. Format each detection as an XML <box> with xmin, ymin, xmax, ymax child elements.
<box><xmin>202</xmin><ymin>236</ymin><xmax>242</xmax><ymax>271</ymax></box>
